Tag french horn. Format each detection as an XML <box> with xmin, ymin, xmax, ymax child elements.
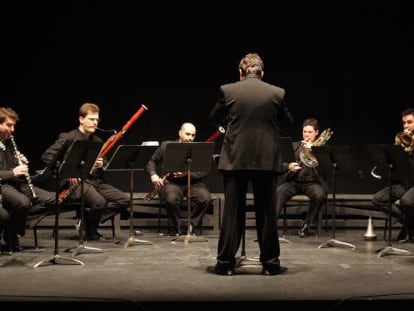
<box><xmin>299</xmin><ymin>128</ymin><xmax>333</xmax><ymax>168</ymax></box>
<box><xmin>395</xmin><ymin>130</ymin><xmax>414</xmax><ymax>152</ymax></box>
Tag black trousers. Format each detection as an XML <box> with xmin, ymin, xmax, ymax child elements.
<box><xmin>276</xmin><ymin>181</ymin><xmax>327</xmax><ymax>225</ymax></box>
<box><xmin>159</xmin><ymin>182</ymin><xmax>212</xmax><ymax>230</ymax></box>
<box><xmin>372</xmin><ymin>184</ymin><xmax>414</xmax><ymax>234</ymax></box>
<box><xmin>217</xmin><ymin>170</ymin><xmax>280</xmax><ymax>267</ymax></box>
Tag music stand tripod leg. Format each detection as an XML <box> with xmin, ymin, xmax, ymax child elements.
<box><xmin>318</xmin><ymin>238</ymin><xmax>356</xmax><ymax>249</ymax></box>
<box><xmin>374</xmin><ymin>151</ymin><xmax>412</xmax><ymax>258</ymax></box>
<box><xmin>65</xmin><ymin>207</ymin><xmax>105</xmax><ymax>257</ymax></box>
<box><xmin>235</xmin><ymin>223</ymin><xmax>260</xmax><ymax>268</ymax></box>
<box><xmin>171</xmin><ymin>160</ymin><xmax>208</xmax><ymax>244</ymax></box>
<box><xmin>165</xmin><ymin>142</ymin><xmax>213</xmax><ymax>244</ymax></box>
<box><xmin>279</xmin><ymin>205</ymin><xmax>291</xmax><ymax>244</ymax></box>
<box><xmin>124</xmin><ymin>170</ymin><xmax>153</xmax><ymax>248</ymax></box>
<box><xmin>33</xmin><ymin>163</ymin><xmax>85</xmax><ymax>268</ymax></box>
<box><xmin>65</xmin><ymin>171</ymin><xmax>103</xmax><ymax>257</ymax></box>
<box><xmin>312</xmin><ymin>152</ymin><xmax>356</xmax><ymax>250</ymax></box>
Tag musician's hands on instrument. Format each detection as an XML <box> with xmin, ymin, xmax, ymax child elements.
<box><xmin>288</xmin><ymin>162</ymin><xmax>301</xmax><ymax>172</ymax></box>
<box><xmin>13</xmin><ymin>164</ymin><xmax>29</xmax><ymax>177</ymax></box>
<box><xmin>69</xmin><ymin>178</ymin><xmax>80</xmax><ymax>186</ymax></box>
<box><xmin>302</xmin><ymin>140</ymin><xmax>312</xmax><ymax>149</ymax></box>
<box><xmin>15</xmin><ymin>153</ymin><xmax>29</xmax><ymax>165</ymax></box>
<box><xmin>150</xmin><ymin>174</ymin><xmax>165</xmax><ymax>190</ymax></box>
<box><xmin>94</xmin><ymin>157</ymin><xmax>104</xmax><ymax>168</ymax></box>
<box><xmin>172</xmin><ymin>172</ymin><xmax>186</xmax><ymax>178</ymax></box>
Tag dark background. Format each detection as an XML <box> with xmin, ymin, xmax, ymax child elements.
<box><xmin>0</xmin><ymin>2</ymin><xmax>412</xmax><ymax>193</ymax></box>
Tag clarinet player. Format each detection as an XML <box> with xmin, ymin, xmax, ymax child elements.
<box><xmin>0</xmin><ymin>107</ymin><xmax>55</xmax><ymax>253</ymax></box>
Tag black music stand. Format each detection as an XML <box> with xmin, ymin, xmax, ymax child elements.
<box><xmin>164</xmin><ymin>142</ymin><xmax>215</xmax><ymax>244</ymax></box>
<box><xmin>105</xmin><ymin>144</ymin><xmax>157</xmax><ymax>248</ymax></box>
<box><xmin>312</xmin><ymin>145</ymin><xmax>356</xmax><ymax>250</ymax></box>
<box><xmin>62</xmin><ymin>140</ymin><xmax>105</xmax><ymax>257</ymax></box>
<box><xmin>33</xmin><ymin>140</ymin><xmax>85</xmax><ymax>267</ymax></box>
<box><xmin>278</xmin><ymin>137</ymin><xmax>297</xmax><ymax>244</ymax></box>
<box><xmin>367</xmin><ymin>144</ymin><xmax>412</xmax><ymax>257</ymax></box>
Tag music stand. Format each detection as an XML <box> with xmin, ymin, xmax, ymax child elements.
<box><xmin>367</xmin><ymin>144</ymin><xmax>412</xmax><ymax>257</ymax></box>
<box><xmin>278</xmin><ymin>137</ymin><xmax>297</xmax><ymax>244</ymax></box>
<box><xmin>312</xmin><ymin>145</ymin><xmax>356</xmax><ymax>250</ymax></box>
<box><xmin>62</xmin><ymin>140</ymin><xmax>105</xmax><ymax>257</ymax></box>
<box><xmin>105</xmin><ymin>144</ymin><xmax>157</xmax><ymax>248</ymax></box>
<box><xmin>164</xmin><ymin>142</ymin><xmax>215</xmax><ymax>244</ymax></box>
<box><xmin>33</xmin><ymin>140</ymin><xmax>85</xmax><ymax>267</ymax></box>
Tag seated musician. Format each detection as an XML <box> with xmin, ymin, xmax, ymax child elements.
<box><xmin>275</xmin><ymin>118</ymin><xmax>329</xmax><ymax>237</ymax></box>
<box><xmin>40</xmin><ymin>102</ymin><xmax>129</xmax><ymax>241</ymax></box>
<box><xmin>145</xmin><ymin>122</ymin><xmax>212</xmax><ymax>236</ymax></box>
<box><xmin>372</xmin><ymin>107</ymin><xmax>414</xmax><ymax>243</ymax></box>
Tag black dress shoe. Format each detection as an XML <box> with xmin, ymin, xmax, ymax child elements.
<box><xmin>1</xmin><ymin>243</ymin><xmax>22</xmax><ymax>253</ymax></box>
<box><xmin>206</xmin><ymin>264</ymin><xmax>235</xmax><ymax>276</ymax></box>
<box><xmin>298</xmin><ymin>223</ymin><xmax>310</xmax><ymax>238</ymax></box>
<box><xmin>397</xmin><ymin>228</ymin><xmax>408</xmax><ymax>241</ymax></box>
<box><xmin>262</xmin><ymin>264</ymin><xmax>288</xmax><ymax>276</ymax></box>
<box><xmin>398</xmin><ymin>233</ymin><xmax>414</xmax><ymax>244</ymax></box>
<box><xmin>86</xmin><ymin>231</ymin><xmax>109</xmax><ymax>241</ymax></box>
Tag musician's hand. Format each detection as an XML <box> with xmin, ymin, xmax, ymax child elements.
<box><xmin>172</xmin><ymin>172</ymin><xmax>186</xmax><ymax>178</ymax></box>
<box><xmin>302</xmin><ymin>141</ymin><xmax>312</xmax><ymax>149</ymax></box>
<box><xmin>69</xmin><ymin>178</ymin><xmax>80</xmax><ymax>186</ymax></box>
<box><xmin>16</xmin><ymin>153</ymin><xmax>29</xmax><ymax>165</ymax></box>
<box><xmin>13</xmin><ymin>164</ymin><xmax>28</xmax><ymax>177</ymax></box>
<box><xmin>151</xmin><ymin>174</ymin><xmax>164</xmax><ymax>189</ymax></box>
<box><xmin>94</xmin><ymin>157</ymin><xmax>104</xmax><ymax>168</ymax></box>
<box><xmin>288</xmin><ymin>162</ymin><xmax>301</xmax><ymax>172</ymax></box>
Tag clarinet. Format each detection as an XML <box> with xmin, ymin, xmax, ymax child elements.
<box><xmin>9</xmin><ymin>135</ymin><xmax>37</xmax><ymax>199</ymax></box>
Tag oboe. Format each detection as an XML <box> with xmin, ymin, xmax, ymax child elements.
<box><xmin>9</xmin><ymin>135</ymin><xmax>37</xmax><ymax>199</ymax></box>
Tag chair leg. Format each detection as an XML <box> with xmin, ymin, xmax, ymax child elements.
<box><xmin>315</xmin><ymin>207</ymin><xmax>323</xmax><ymax>238</ymax></box>
<box><xmin>199</xmin><ymin>219</ymin><xmax>203</xmax><ymax>235</ymax></box>
<box><xmin>111</xmin><ymin>217</ymin><xmax>116</xmax><ymax>240</ymax></box>
<box><xmin>282</xmin><ymin>204</ymin><xmax>288</xmax><ymax>236</ymax></box>
<box><xmin>384</xmin><ymin>219</ymin><xmax>388</xmax><ymax>240</ymax></box>
<box><xmin>158</xmin><ymin>204</ymin><xmax>161</xmax><ymax>234</ymax></box>
<box><xmin>33</xmin><ymin>227</ymin><xmax>39</xmax><ymax>249</ymax></box>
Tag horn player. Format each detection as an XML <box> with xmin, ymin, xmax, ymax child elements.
<box><xmin>372</xmin><ymin>107</ymin><xmax>414</xmax><ymax>243</ymax></box>
<box><xmin>276</xmin><ymin>118</ymin><xmax>328</xmax><ymax>238</ymax></box>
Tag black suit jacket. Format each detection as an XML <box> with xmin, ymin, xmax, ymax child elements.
<box><xmin>278</xmin><ymin>141</ymin><xmax>329</xmax><ymax>191</ymax></box>
<box><xmin>146</xmin><ymin>140</ymin><xmax>209</xmax><ymax>185</ymax></box>
<box><xmin>40</xmin><ymin>128</ymin><xmax>105</xmax><ymax>186</ymax></box>
<box><xmin>209</xmin><ymin>75</ymin><xmax>294</xmax><ymax>172</ymax></box>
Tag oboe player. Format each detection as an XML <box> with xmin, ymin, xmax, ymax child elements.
<box><xmin>40</xmin><ymin>103</ymin><xmax>129</xmax><ymax>241</ymax></box>
<box><xmin>0</xmin><ymin>107</ymin><xmax>55</xmax><ymax>252</ymax></box>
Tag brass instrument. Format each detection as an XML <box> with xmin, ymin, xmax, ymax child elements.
<box><xmin>395</xmin><ymin>130</ymin><xmax>414</xmax><ymax>152</ymax></box>
<box><xmin>370</xmin><ymin>130</ymin><xmax>414</xmax><ymax>181</ymax></box>
<box><xmin>9</xmin><ymin>135</ymin><xmax>37</xmax><ymax>199</ymax></box>
<box><xmin>299</xmin><ymin>128</ymin><xmax>333</xmax><ymax>168</ymax></box>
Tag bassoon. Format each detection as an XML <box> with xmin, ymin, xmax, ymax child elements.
<box><xmin>58</xmin><ymin>104</ymin><xmax>149</xmax><ymax>204</ymax></box>
<box><xmin>144</xmin><ymin>126</ymin><xmax>225</xmax><ymax>200</ymax></box>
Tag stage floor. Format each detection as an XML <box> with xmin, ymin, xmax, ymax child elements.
<box><xmin>1</xmin><ymin>225</ymin><xmax>414</xmax><ymax>309</ymax></box>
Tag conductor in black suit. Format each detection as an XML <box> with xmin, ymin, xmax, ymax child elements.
<box><xmin>208</xmin><ymin>52</ymin><xmax>294</xmax><ymax>275</ymax></box>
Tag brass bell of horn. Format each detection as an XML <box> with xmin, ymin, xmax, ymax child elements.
<box><xmin>364</xmin><ymin>216</ymin><xmax>377</xmax><ymax>241</ymax></box>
